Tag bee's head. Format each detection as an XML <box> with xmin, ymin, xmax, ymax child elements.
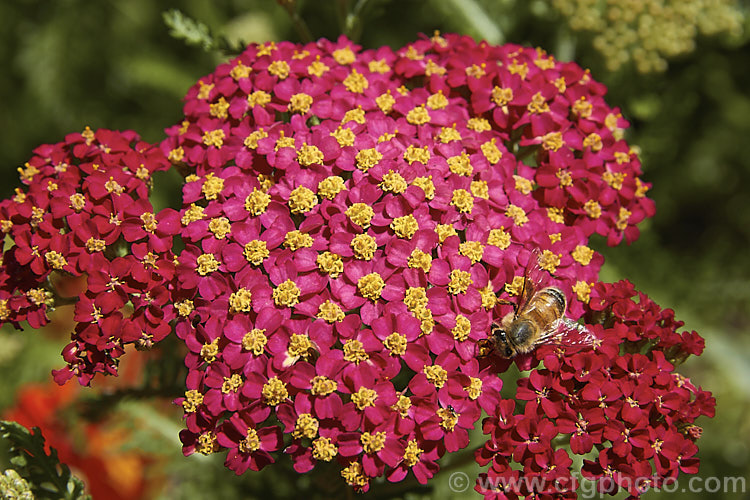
<box><xmin>490</xmin><ymin>323</ymin><xmax>516</xmax><ymax>358</ymax></box>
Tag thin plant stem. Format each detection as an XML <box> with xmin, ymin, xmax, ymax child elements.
<box><xmin>278</xmin><ymin>1</ymin><xmax>314</xmax><ymax>43</ymax></box>
<box><xmin>343</xmin><ymin>0</ymin><xmax>372</xmax><ymax>42</ymax></box>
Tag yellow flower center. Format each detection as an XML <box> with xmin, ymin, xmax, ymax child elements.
<box><xmin>380</xmin><ymin>171</ymin><xmax>407</xmax><ymax>194</ymax></box>
<box><xmin>424</xmin><ymin>365</ymin><xmax>448</xmax><ymax>388</ymax></box>
<box><xmin>447</xmin><ymin>152</ymin><xmax>473</xmax><ymax>176</ymax></box>
<box><xmin>527</xmin><ymin>92</ymin><xmax>549</xmax><ymax>113</ymax></box>
<box><xmin>312</xmin><ymin>437</ymin><xmax>338</xmax><ymax>461</ymax></box>
<box><xmin>403</xmin><ymin>440</ymin><xmax>423</xmax><ymax>467</ymax></box>
<box><xmin>392</xmin><ymin>395</ymin><xmax>412</xmax><ymax>417</ymax></box>
<box><xmin>343</xmin><ymin>339</ymin><xmax>369</xmax><ymax>364</ymax></box>
<box><xmin>351</xmin><ymin>234</ymin><xmax>377</xmax><ymax>260</ymax></box>
<box><xmin>407</xmin><ymin>248</ymin><xmax>432</xmax><ymax>272</ymax></box>
<box><xmin>572</xmin><ymin>245</ymin><xmax>595</xmax><ymax>265</ymax></box>
<box><xmin>202</xmin><ymin>129</ymin><xmax>225</xmax><ymax>148</ymax></box>
<box><xmin>196</xmin><ymin>253</ymin><xmax>220</xmax><ymax>275</ymax></box>
<box><xmin>288</xmin><ymin>333</ymin><xmax>315</xmax><ymax>360</ymax></box>
<box><xmin>284</xmin><ymin>230</ymin><xmax>313</xmax><ymax>250</ymax></box>
<box><xmin>242</xmin><ymin>329</ymin><xmax>268</xmax><ymax>355</ymax></box>
<box><xmin>403</xmin><ymin>145</ymin><xmax>430</xmax><ymax>165</ymax></box>
<box><xmin>541</xmin><ymin>132</ymin><xmax>564</xmax><ymax>151</ymax></box>
<box><xmin>451</xmin><ymin>189</ymin><xmax>474</xmax><ymax>213</ymax></box>
<box><xmin>375</xmin><ymin>91</ymin><xmax>396</xmax><ymax>113</ymax></box>
<box><xmin>318</xmin><ymin>176</ymin><xmax>346</xmax><ymax>199</ymax></box>
<box><xmin>248</xmin><ymin>90</ymin><xmax>271</xmax><ymax>107</ymax></box>
<box><xmin>384</xmin><ymin>333</ymin><xmax>407</xmax><ymax>356</ymax></box>
<box><xmin>406</xmin><ymin>105</ymin><xmax>431</xmax><ymax>125</ymax></box>
<box><xmin>506</xmin><ymin>204</ymin><xmax>528</xmax><ymax>226</ymax></box>
<box><xmin>438</xmin><ymin>407</ymin><xmax>458</xmax><ymax>431</ymax></box>
<box><xmin>311</xmin><ymin>375</ymin><xmax>338</xmax><ymax>396</ymax></box>
<box><xmin>201</xmin><ymin>339</ymin><xmax>219</xmax><ymax>363</ymax></box>
<box><xmin>288</xmin><ymin>186</ymin><xmax>317</xmax><ymax>214</ymax></box>
<box><xmin>411</xmin><ymin>176</ymin><xmax>435</xmax><ymax>199</ymax></box>
<box><xmin>297</xmin><ymin>143</ymin><xmax>324</xmax><ymax>166</ymax></box>
<box><xmin>465</xmin><ymin>377</ymin><xmax>483</xmax><ymax>400</ymax></box>
<box><xmin>448</xmin><ymin>269</ymin><xmax>472</xmax><ymax>295</ymax></box>
<box><xmin>539</xmin><ymin>250</ymin><xmax>561</xmax><ymax>273</ymax></box>
<box><xmin>293</xmin><ymin>413</ymin><xmax>319</xmax><ymax>439</ymax></box>
<box><xmin>330</xmin><ymin>127</ymin><xmax>355</xmax><ymax>147</ymax></box>
<box><xmin>182</xmin><ymin>390</ymin><xmax>204</xmax><ymax>413</ymax></box>
<box><xmin>245</xmin><ymin>188</ymin><xmax>270</xmax><ymax>215</ymax></box>
<box><xmin>45</xmin><ymin>251</ymin><xmax>67</xmax><ymax>270</ymax></box>
<box><xmin>262</xmin><ymin>377</ymin><xmax>288</xmax><ymax>406</ymax></box>
<box><xmin>208</xmin><ymin>217</ymin><xmax>231</xmax><ymax>239</ymax></box>
<box><xmin>459</xmin><ymin>241</ymin><xmax>484</xmax><ymax>264</ymax></box>
<box><xmin>426</xmin><ymin>90</ymin><xmax>448</xmax><ymax>109</ymax></box>
<box><xmin>244</xmin><ymin>240</ymin><xmax>269</xmax><ymax>265</ymax></box>
<box><xmin>391</xmin><ymin>214</ymin><xmax>418</xmax><ymax>239</ymax></box>
<box><xmin>221</xmin><ymin>373</ymin><xmax>243</xmax><ymax>393</ymax></box>
<box><xmin>289</xmin><ymin>93</ymin><xmax>313</xmax><ymax>114</ymax></box>
<box><xmin>404</xmin><ymin>287</ymin><xmax>428</xmax><ymax>311</ymax></box>
<box><xmin>317</xmin><ymin>300</ymin><xmax>345</xmax><ymax>323</ymax></box>
<box><xmin>239</xmin><ymin>428</ymin><xmax>260</xmax><ymax>453</ymax></box>
<box><xmin>343</xmin><ymin>69</ymin><xmax>368</xmax><ymax>93</ymax></box>
<box><xmin>229</xmin><ymin>288</ymin><xmax>253</xmax><ymax>313</ymax></box>
<box><xmin>573</xmin><ymin>281</ymin><xmax>593</xmax><ymax>303</ymax></box>
<box><xmin>355</xmin><ymin>148</ymin><xmax>383</xmax><ymax>172</ymax></box>
<box><xmin>452</xmin><ymin>315</ymin><xmax>471</xmax><ymax>341</ymax></box>
<box><xmin>357</xmin><ymin>273</ymin><xmax>385</xmax><ymax>301</ymax></box>
<box><xmin>361</xmin><ymin>431</ymin><xmax>386</xmax><ymax>454</ymax></box>
<box><xmin>351</xmin><ymin>387</ymin><xmax>378</xmax><ymax>410</ymax></box>
<box><xmin>273</xmin><ymin>280</ymin><xmax>301</xmax><ymax>307</ymax></box>
<box><xmin>584</xmin><ymin>200</ymin><xmax>602</xmax><ymax>219</ymax></box>
<box><xmin>492</xmin><ymin>86</ymin><xmax>513</xmax><ymax>106</ymax></box>
<box><xmin>316</xmin><ymin>251</ymin><xmax>344</xmax><ymax>278</ymax></box>
<box><xmin>268</xmin><ymin>60</ymin><xmax>290</xmax><ymax>79</ymax></box>
<box><xmin>346</xmin><ymin>203</ymin><xmax>374</xmax><ymax>227</ymax></box>
<box><xmin>210</xmin><ymin>97</ymin><xmax>229</xmax><ymax>118</ymax></box>
<box><xmin>196</xmin><ymin>432</ymin><xmax>217</xmax><ymax>456</ymax></box>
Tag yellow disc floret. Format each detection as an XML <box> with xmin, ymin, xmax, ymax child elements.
<box><xmin>273</xmin><ymin>280</ymin><xmax>301</xmax><ymax>307</ymax></box>
<box><xmin>288</xmin><ymin>186</ymin><xmax>318</xmax><ymax>214</ymax></box>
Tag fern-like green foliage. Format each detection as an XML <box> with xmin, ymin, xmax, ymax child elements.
<box><xmin>162</xmin><ymin>9</ymin><xmax>246</xmax><ymax>54</ymax></box>
<box><xmin>163</xmin><ymin>9</ymin><xmax>215</xmax><ymax>50</ymax></box>
<box><xmin>0</xmin><ymin>421</ymin><xmax>90</xmax><ymax>500</ymax></box>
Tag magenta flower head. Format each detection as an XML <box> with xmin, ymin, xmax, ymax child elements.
<box><xmin>0</xmin><ymin>33</ymin><xmax>712</xmax><ymax>497</ymax></box>
<box><xmin>0</xmin><ymin>128</ymin><xmax>178</xmax><ymax>384</ymax></box>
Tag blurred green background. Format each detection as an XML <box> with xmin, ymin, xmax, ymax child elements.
<box><xmin>1</xmin><ymin>0</ymin><xmax>748</xmax><ymax>498</ymax></box>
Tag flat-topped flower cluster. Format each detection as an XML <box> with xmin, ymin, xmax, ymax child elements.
<box><xmin>0</xmin><ymin>129</ymin><xmax>179</xmax><ymax>384</ymax></box>
<box><xmin>0</xmin><ymin>33</ymin><xmax>712</xmax><ymax>497</ymax></box>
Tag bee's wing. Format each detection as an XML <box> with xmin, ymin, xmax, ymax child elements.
<box><xmin>534</xmin><ymin>317</ymin><xmax>596</xmax><ymax>348</ymax></box>
<box><xmin>557</xmin><ymin>317</ymin><xmax>597</xmax><ymax>347</ymax></box>
<box><xmin>516</xmin><ymin>248</ymin><xmax>547</xmax><ymax>314</ymax></box>
<box><xmin>526</xmin><ymin>247</ymin><xmax>549</xmax><ymax>290</ymax></box>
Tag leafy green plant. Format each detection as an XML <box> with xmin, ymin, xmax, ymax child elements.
<box><xmin>163</xmin><ymin>8</ymin><xmax>247</xmax><ymax>54</ymax></box>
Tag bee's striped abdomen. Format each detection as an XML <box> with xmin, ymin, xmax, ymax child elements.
<box><xmin>519</xmin><ymin>286</ymin><xmax>566</xmax><ymax>328</ymax></box>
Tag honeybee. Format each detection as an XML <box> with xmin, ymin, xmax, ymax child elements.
<box><xmin>487</xmin><ymin>249</ymin><xmax>594</xmax><ymax>358</ymax></box>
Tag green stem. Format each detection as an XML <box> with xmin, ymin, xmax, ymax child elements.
<box><xmin>336</xmin><ymin>0</ymin><xmax>349</xmax><ymax>32</ymax></box>
<box><xmin>279</xmin><ymin>1</ymin><xmax>314</xmax><ymax>43</ymax></box>
<box><xmin>343</xmin><ymin>0</ymin><xmax>371</xmax><ymax>41</ymax></box>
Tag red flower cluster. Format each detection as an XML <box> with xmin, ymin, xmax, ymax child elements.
<box><xmin>0</xmin><ymin>128</ymin><xmax>179</xmax><ymax>385</ymax></box>
<box><xmin>478</xmin><ymin>280</ymin><xmax>714</xmax><ymax>498</ymax></box>
<box><xmin>0</xmin><ymin>32</ymin><xmax>712</xmax><ymax>497</ymax></box>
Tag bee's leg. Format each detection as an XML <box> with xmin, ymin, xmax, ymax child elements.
<box><xmin>476</xmin><ymin>338</ymin><xmax>494</xmax><ymax>357</ymax></box>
